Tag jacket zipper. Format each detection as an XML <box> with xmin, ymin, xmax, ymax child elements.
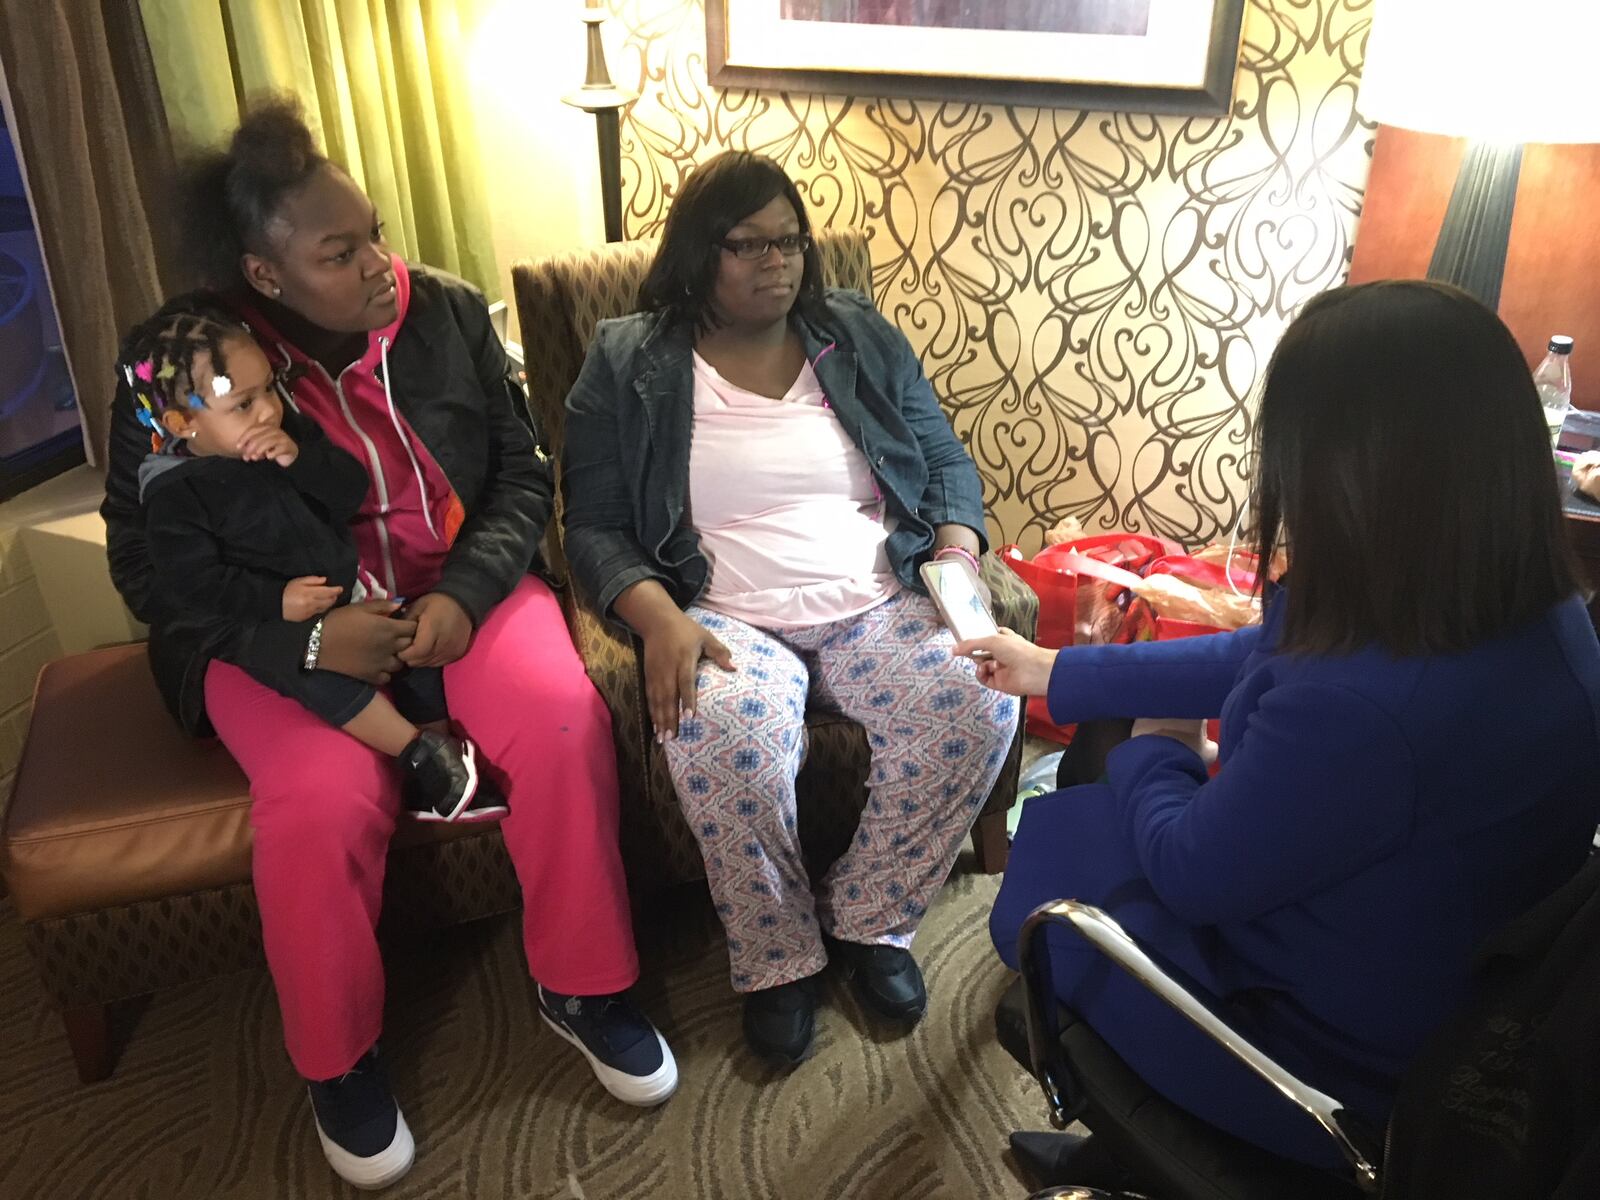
<box><xmin>313</xmin><ymin>359</ymin><xmax>399</xmax><ymax>596</ymax></box>
<box><xmin>376</xmin><ymin>336</ymin><xmax>440</xmax><ymax>542</ymax></box>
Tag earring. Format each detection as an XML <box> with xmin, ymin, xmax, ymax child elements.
<box><xmin>272</xmin><ymin>286</ymin><xmax>282</xmax><ymax>297</ymax></box>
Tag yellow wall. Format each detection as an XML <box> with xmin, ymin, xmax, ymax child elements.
<box><xmin>0</xmin><ymin>468</ymin><xmax>145</xmax><ymax>799</ymax></box>
<box><xmin>463</xmin><ymin>0</ymin><xmax>616</xmax><ymax>342</ymax></box>
<box><xmin>603</xmin><ymin>0</ymin><xmax>1376</xmax><ymax>551</ymax></box>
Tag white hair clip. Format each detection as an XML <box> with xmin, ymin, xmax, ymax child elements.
<box><xmin>210</xmin><ymin>374</ymin><xmax>233</xmax><ymax>398</ymax></box>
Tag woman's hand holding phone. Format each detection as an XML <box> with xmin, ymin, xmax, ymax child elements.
<box><xmin>953</xmin><ymin>628</ymin><xmax>1056</xmax><ymax>697</ymax></box>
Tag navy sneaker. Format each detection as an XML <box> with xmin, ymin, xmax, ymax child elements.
<box><xmin>536</xmin><ymin>986</ymin><xmax>678</xmax><ymax>1106</ymax></box>
<box><xmin>307</xmin><ymin>1046</ymin><xmax>415</xmax><ymax>1190</ymax></box>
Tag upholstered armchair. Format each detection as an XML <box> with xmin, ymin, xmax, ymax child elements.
<box><xmin>511</xmin><ymin>228</ymin><xmax>1036</xmax><ymax>895</ymax></box>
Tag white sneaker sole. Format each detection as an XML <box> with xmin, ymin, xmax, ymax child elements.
<box><xmin>540</xmin><ymin>1011</ymin><xmax>679</xmax><ymax>1107</ymax></box>
<box><xmin>314</xmin><ymin>1104</ymin><xmax>416</xmax><ymax>1191</ymax></box>
<box><xmin>411</xmin><ymin>739</ymin><xmax>483</xmax><ymax>822</ymax></box>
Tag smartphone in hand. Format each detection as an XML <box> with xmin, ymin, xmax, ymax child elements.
<box><xmin>920</xmin><ymin>558</ymin><xmax>997</xmax><ymax>656</ymax></box>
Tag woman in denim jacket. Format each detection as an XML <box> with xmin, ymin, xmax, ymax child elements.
<box><xmin>562</xmin><ymin>151</ymin><xmax>1018</xmax><ymax>1068</ymax></box>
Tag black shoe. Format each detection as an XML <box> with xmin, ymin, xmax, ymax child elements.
<box><xmin>1009</xmin><ymin>1130</ymin><xmax>1142</xmax><ymax>1193</ymax></box>
<box><xmin>827</xmin><ymin>937</ymin><xmax>927</xmax><ymax>1025</ymax></box>
<box><xmin>307</xmin><ymin>1046</ymin><xmax>415</xmax><ymax>1190</ymax></box>
<box><xmin>398</xmin><ymin>731</ymin><xmax>508</xmax><ymax>822</ymax></box>
<box><xmin>742</xmin><ymin>976</ymin><xmax>819</xmax><ymax>1068</ymax></box>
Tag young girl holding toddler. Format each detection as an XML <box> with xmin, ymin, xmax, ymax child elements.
<box><xmin>121</xmin><ymin>294</ymin><xmax>504</xmax><ymax>821</ymax></box>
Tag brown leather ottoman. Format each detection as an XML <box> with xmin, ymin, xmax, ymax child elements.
<box><xmin>0</xmin><ymin>643</ymin><xmax>521</xmax><ymax>1082</ymax></box>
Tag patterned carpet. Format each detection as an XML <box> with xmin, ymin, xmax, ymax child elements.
<box><xmin>0</xmin><ymin>856</ymin><xmax>1045</xmax><ymax>1199</ymax></box>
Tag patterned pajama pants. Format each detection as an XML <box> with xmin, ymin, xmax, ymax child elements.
<box><xmin>664</xmin><ymin>590</ymin><xmax>1020</xmax><ymax>991</ymax></box>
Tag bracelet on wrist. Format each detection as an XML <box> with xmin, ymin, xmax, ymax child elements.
<box><xmin>934</xmin><ymin>544</ymin><xmax>981</xmax><ymax>573</ymax></box>
<box><xmin>302</xmin><ymin>615</ymin><xmax>324</xmax><ymax>672</ymax></box>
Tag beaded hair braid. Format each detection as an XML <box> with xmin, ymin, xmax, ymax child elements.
<box><xmin>116</xmin><ymin>292</ymin><xmax>250</xmax><ymax>438</ymax></box>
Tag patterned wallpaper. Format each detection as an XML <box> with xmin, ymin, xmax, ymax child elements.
<box><xmin>608</xmin><ymin>0</ymin><xmax>1375</xmax><ymax>551</ymax></box>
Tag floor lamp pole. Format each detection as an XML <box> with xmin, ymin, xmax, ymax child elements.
<box><xmin>594</xmin><ymin>108</ymin><xmax>624</xmax><ymax>244</ymax></box>
<box><xmin>563</xmin><ymin>1</ymin><xmax>635</xmax><ymax>244</ymax></box>
<box><xmin>1426</xmin><ymin>141</ymin><xmax>1524</xmax><ymax>310</ymax></box>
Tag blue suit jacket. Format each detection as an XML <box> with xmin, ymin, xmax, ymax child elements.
<box><xmin>1039</xmin><ymin>592</ymin><xmax>1600</xmax><ymax>1092</ymax></box>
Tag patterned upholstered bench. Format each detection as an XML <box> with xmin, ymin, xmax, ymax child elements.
<box><xmin>0</xmin><ymin>642</ymin><xmax>521</xmax><ymax>1082</ymax></box>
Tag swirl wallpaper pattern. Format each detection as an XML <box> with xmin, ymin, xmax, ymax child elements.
<box><xmin>607</xmin><ymin>0</ymin><xmax>1375</xmax><ymax>551</ymax></box>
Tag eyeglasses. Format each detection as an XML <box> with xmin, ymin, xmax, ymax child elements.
<box><xmin>718</xmin><ymin>232</ymin><xmax>812</xmax><ymax>260</ymax></box>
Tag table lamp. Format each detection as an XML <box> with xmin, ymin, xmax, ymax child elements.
<box><xmin>1355</xmin><ymin>0</ymin><xmax>1600</xmax><ymax>310</ymax></box>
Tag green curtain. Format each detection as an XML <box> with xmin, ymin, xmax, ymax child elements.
<box><xmin>138</xmin><ymin>0</ymin><xmax>498</xmax><ymax>297</ymax></box>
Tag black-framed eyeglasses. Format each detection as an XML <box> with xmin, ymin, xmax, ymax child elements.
<box><xmin>718</xmin><ymin>232</ymin><xmax>812</xmax><ymax>260</ymax></box>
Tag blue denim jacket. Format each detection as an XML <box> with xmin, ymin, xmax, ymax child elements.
<box><xmin>562</xmin><ymin>288</ymin><xmax>989</xmax><ymax>617</ymax></box>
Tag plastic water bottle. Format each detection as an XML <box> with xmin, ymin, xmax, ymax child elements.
<box><xmin>1009</xmin><ymin>749</ymin><xmax>1064</xmax><ymax>836</ymax></box>
<box><xmin>1017</xmin><ymin>750</ymin><xmax>1063</xmax><ymax>800</ymax></box>
<box><xmin>1535</xmin><ymin>335</ymin><xmax>1574</xmax><ymax>446</ymax></box>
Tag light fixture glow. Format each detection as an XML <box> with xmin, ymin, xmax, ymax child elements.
<box><xmin>1357</xmin><ymin>0</ymin><xmax>1600</xmax><ymax>145</ymax></box>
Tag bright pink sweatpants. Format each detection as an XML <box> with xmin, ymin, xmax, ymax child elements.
<box><xmin>205</xmin><ymin>577</ymin><xmax>638</xmax><ymax>1081</ymax></box>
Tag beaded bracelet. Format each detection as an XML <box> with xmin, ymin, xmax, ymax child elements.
<box><xmin>933</xmin><ymin>544</ymin><xmax>982</xmax><ymax>575</ymax></box>
<box><xmin>302</xmin><ymin>615</ymin><xmax>324</xmax><ymax>672</ymax></box>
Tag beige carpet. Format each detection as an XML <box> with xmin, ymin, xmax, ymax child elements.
<box><xmin>0</xmin><ymin>857</ymin><xmax>1046</xmax><ymax>1199</ymax></box>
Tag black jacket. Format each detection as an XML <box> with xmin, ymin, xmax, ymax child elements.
<box><xmin>102</xmin><ymin>265</ymin><xmax>550</xmax><ymax>734</ymax></box>
<box><xmin>139</xmin><ymin>414</ymin><xmax>368</xmax><ymax>624</ymax></box>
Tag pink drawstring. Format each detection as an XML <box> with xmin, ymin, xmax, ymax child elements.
<box><xmin>813</xmin><ymin>343</ymin><xmax>836</xmax><ymax>408</ymax></box>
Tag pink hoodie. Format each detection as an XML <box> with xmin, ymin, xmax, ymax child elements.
<box><xmin>242</xmin><ymin>257</ymin><xmax>464</xmax><ymax>602</ymax></box>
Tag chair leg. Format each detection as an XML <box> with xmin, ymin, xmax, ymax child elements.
<box><xmin>972</xmin><ymin>808</ymin><xmax>1010</xmax><ymax>873</ymax></box>
<box><xmin>61</xmin><ymin>1003</ymin><xmax>114</xmax><ymax>1083</ymax></box>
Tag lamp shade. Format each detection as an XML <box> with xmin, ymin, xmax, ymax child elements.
<box><xmin>1358</xmin><ymin>0</ymin><xmax>1600</xmax><ymax>144</ymax></box>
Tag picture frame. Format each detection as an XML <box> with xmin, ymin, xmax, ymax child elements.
<box><xmin>705</xmin><ymin>0</ymin><xmax>1248</xmax><ymax>117</ymax></box>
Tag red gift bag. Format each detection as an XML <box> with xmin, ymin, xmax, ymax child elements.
<box><xmin>1001</xmin><ymin>540</ymin><xmax>1160</xmax><ymax>745</ymax></box>
<box><xmin>1143</xmin><ymin>553</ymin><xmax>1259</xmax><ymax>594</ymax></box>
<box><xmin>999</xmin><ymin>534</ymin><xmax>1171</xmax><ymax>650</ymax></box>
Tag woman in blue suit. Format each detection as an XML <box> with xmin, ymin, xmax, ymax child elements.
<box><xmin>963</xmin><ymin>280</ymin><xmax>1600</xmax><ymax>1170</ymax></box>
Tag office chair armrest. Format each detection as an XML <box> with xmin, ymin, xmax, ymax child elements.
<box><xmin>1019</xmin><ymin>899</ymin><xmax>1380</xmax><ymax>1193</ymax></box>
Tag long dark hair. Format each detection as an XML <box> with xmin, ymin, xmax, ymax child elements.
<box><xmin>1252</xmin><ymin>279</ymin><xmax>1579</xmax><ymax>656</ymax></box>
<box><xmin>638</xmin><ymin>151</ymin><xmax>825</xmax><ymax>332</ymax></box>
<box><xmin>183</xmin><ymin>97</ymin><xmax>329</xmax><ymax>288</ymax></box>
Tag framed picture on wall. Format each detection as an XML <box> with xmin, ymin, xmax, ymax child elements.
<box><xmin>705</xmin><ymin>0</ymin><xmax>1247</xmax><ymax>116</ymax></box>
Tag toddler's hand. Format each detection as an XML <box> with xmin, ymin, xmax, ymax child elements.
<box><xmin>239</xmin><ymin>427</ymin><xmax>299</xmax><ymax>466</ymax></box>
<box><xmin>283</xmin><ymin>575</ymin><xmax>343</xmax><ymax>622</ymax></box>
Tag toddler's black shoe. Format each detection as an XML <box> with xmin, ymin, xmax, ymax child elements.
<box><xmin>398</xmin><ymin>731</ymin><xmax>508</xmax><ymax>822</ymax></box>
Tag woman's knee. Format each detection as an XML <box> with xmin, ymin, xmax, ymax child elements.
<box><xmin>449</xmin><ymin>646</ymin><xmax>614</xmax><ymax>738</ymax></box>
<box><xmin>249</xmin><ymin>753</ymin><xmax>395</xmax><ymax>848</ymax></box>
<box><xmin>667</xmin><ymin>705</ymin><xmax>804</xmax><ymax>819</ymax></box>
<box><xmin>962</xmin><ymin>684</ymin><xmax>1021</xmax><ymax>757</ymax></box>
